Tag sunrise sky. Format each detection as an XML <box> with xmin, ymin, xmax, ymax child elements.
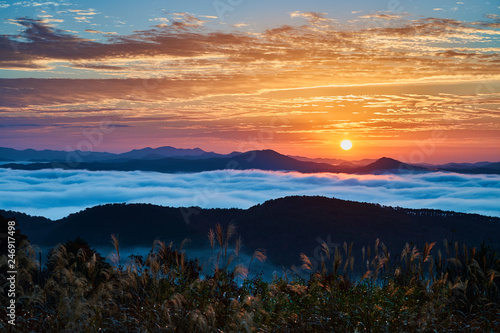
<box><xmin>1</xmin><ymin>0</ymin><xmax>499</xmax><ymax>163</ymax></box>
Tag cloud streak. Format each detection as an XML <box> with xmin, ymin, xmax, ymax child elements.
<box><xmin>1</xmin><ymin>11</ymin><xmax>499</xmax><ymax>161</ymax></box>
<box><xmin>1</xmin><ymin>14</ymin><xmax>499</xmax><ymax>87</ymax></box>
<box><xmin>1</xmin><ymin>168</ymin><xmax>499</xmax><ymax>220</ymax></box>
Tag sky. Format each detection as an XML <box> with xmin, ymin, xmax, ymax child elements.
<box><xmin>1</xmin><ymin>0</ymin><xmax>500</xmax><ymax>163</ymax></box>
<box><xmin>1</xmin><ymin>168</ymin><xmax>499</xmax><ymax>220</ymax></box>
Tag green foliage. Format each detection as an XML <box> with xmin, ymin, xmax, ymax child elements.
<box><xmin>1</xmin><ymin>233</ymin><xmax>499</xmax><ymax>332</ymax></box>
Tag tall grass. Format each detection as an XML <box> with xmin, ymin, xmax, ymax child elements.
<box><xmin>1</xmin><ymin>232</ymin><xmax>499</xmax><ymax>332</ymax></box>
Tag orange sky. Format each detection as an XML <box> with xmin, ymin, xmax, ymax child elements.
<box><xmin>1</xmin><ymin>5</ymin><xmax>500</xmax><ymax>163</ymax></box>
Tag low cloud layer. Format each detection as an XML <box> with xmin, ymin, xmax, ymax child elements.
<box><xmin>1</xmin><ymin>168</ymin><xmax>499</xmax><ymax>220</ymax></box>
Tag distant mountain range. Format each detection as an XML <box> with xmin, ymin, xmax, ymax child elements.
<box><xmin>0</xmin><ymin>149</ymin><xmax>424</xmax><ymax>174</ymax></box>
<box><xmin>1</xmin><ymin>146</ymin><xmax>499</xmax><ymax>174</ymax></box>
<box><xmin>289</xmin><ymin>155</ymin><xmax>377</xmax><ymax>167</ymax></box>
<box><xmin>3</xmin><ymin>196</ymin><xmax>500</xmax><ymax>267</ymax></box>
<box><xmin>0</xmin><ymin>146</ymin><xmax>238</xmax><ymax>163</ymax></box>
<box><xmin>436</xmin><ymin>162</ymin><xmax>500</xmax><ymax>174</ymax></box>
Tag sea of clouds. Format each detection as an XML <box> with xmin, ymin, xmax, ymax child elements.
<box><xmin>1</xmin><ymin>168</ymin><xmax>499</xmax><ymax>220</ymax></box>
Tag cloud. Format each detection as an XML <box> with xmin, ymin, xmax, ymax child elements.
<box><xmin>168</xmin><ymin>12</ymin><xmax>208</xmax><ymax>30</ymax></box>
<box><xmin>68</xmin><ymin>9</ymin><xmax>97</xmax><ymax>15</ymax></box>
<box><xmin>68</xmin><ymin>8</ymin><xmax>98</xmax><ymax>23</ymax></box>
<box><xmin>0</xmin><ymin>79</ymin><xmax>498</xmax><ymax>160</ymax></box>
<box><xmin>359</xmin><ymin>12</ymin><xmax>408</xmax><ymax>20</ymax></box>
<box><xmin>85</xmin><ymin>29</ymin><xmax>117</xmax><ymax>35</ymax></box>
<box><xmin>1</xmin><ymin>168</ymin><xmax>499</xmax><ymax>220</ymax></box>
<box><xmin>0</xmin><ymin>123</ymin><xmax>42</xmax><ymax>128</ymax></box>
<box><xmin>11</xmin><ymin>1</ymin><xmax>65</xmax><ymax>8</ymax></box>
<box><xmin>1</xmin><ymin>15</ymin><xmax>499</xmax><ymax>90</ymax></box>
<box><xmin>290</xmin><ymin>11</ymin><xmax>335</xmax><ymax>28</ymax></box>
<box><xmin>1</xmin><ymin>15</ymin><xmax>499</xmax><ymax>103</ymax></box>
<box><xmin>149</xmin><ymin>17</ymin><xmax>170</xmax><ymax>27</ymax></box>
<box><xmin>0</xmin><ymin>14</ymin><xmax>499</xmax><ymax>156</ymax></box>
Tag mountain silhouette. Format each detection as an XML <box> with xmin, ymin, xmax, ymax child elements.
<box><xmin>0</xmin><ymin>147</ymin><xmax>114</xmax><ymax>162</ymax></box>
<box><xmin>2</xmin><ymin>146</ymin><xmax>499</xmax><ymax>175</ymax></box>
<box><xmin>0</xmin><ymin>150</ymin><xmax>428</xmax><ymax>175</ymax></box>
<box><xmin>112</xmin><ymin>146</ymin><xmax>207</xmax><ymax>160</ymax></box>
<box><xmin>0</xmin><ymin>146</ymin><xmax>236</xmax><ymax>162</ymax></box>
<box><xmin>438</xmin><ymin>161</ymin><xmax>500</xmax><ymax>174</ymax></box>
<box><xmin>227</xmin><ymin>150</ymin><xmax>341</xmax><ymax>172</ymax></box>
<box><xmin>353</xmin><ymin>157</ymin><xmax>426</xmax><ymax>173</ymax></box>
<box><xmin>5</xmin><ymin>196</ymin><xmax>499</xmax><ymax>267</ymax></box>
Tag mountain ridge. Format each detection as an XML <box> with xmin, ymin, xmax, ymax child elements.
<box><xmin>1</xmin><ymin>146</ymin><xmax>499</xmax><ymax>175</ymax></box>
<box><xmin>0</xmin><ymin>149</ymin><xmax>425</xmax><ymax>174</ymax></box>
<box><xmin>4</xmin><ymin>196</ymin><xmax>499</xmax><ymax>267</ymax></box>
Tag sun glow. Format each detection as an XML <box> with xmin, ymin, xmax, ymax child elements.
<box><xmin>341</xmin><ymin>140</ymin><xmax>352</xmax><ymax>150</ymax></box>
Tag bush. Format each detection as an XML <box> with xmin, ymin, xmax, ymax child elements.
<box><xmin>0</xmin><ymin>228</ymin><xmax>499</xmax><ymax>332</ymax></box>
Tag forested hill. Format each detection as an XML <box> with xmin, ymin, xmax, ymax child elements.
<box><xmin>2</xmin><ymin>196</ymin><xmax>499</xmax><ymax>267</ymax></box>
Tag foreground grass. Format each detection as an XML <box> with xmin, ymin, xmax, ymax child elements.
<box><xmin>1</xmin><ymin>224</ymin><xmax>499</xmax><ymax>332</ymax></box>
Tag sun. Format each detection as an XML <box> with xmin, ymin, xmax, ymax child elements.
<box><xmin>340</xmin><ymin>139</ymin><xmax>353</xmax><ymax>150</ymax></box>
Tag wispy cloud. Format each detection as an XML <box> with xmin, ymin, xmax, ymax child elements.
<box><xmin>85</xmin><ymin>29</ymin><xmax>117</xmax><ymax>35</ymax></box>
<box><xmin>290</xmin><ymin>11</ymin><xmax>336</xmax><ymax>27</ymax></box>
<box><xmin>359</xmin><ymin>12</ymin><xmax>408</xmax><ymax>20</ymax></box>
<box><xmin>1</xmin><ymin>13</ymin><xmax>499</xmax><ymax>160</ymax></box>
<box><xmin>2</xmin><ymin>14</ymin><xmax>499</xmax><ymax>85</ymax></box>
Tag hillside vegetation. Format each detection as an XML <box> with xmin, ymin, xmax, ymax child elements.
<box><xmin>7</xmin><ymin>196</ymin><xmax>500</xmax><ymax>268</ymax></box>
<box><xmin>0</xmin><ymin>214</ymin><xmax>499</xmax><ymax>332</ymax></box>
